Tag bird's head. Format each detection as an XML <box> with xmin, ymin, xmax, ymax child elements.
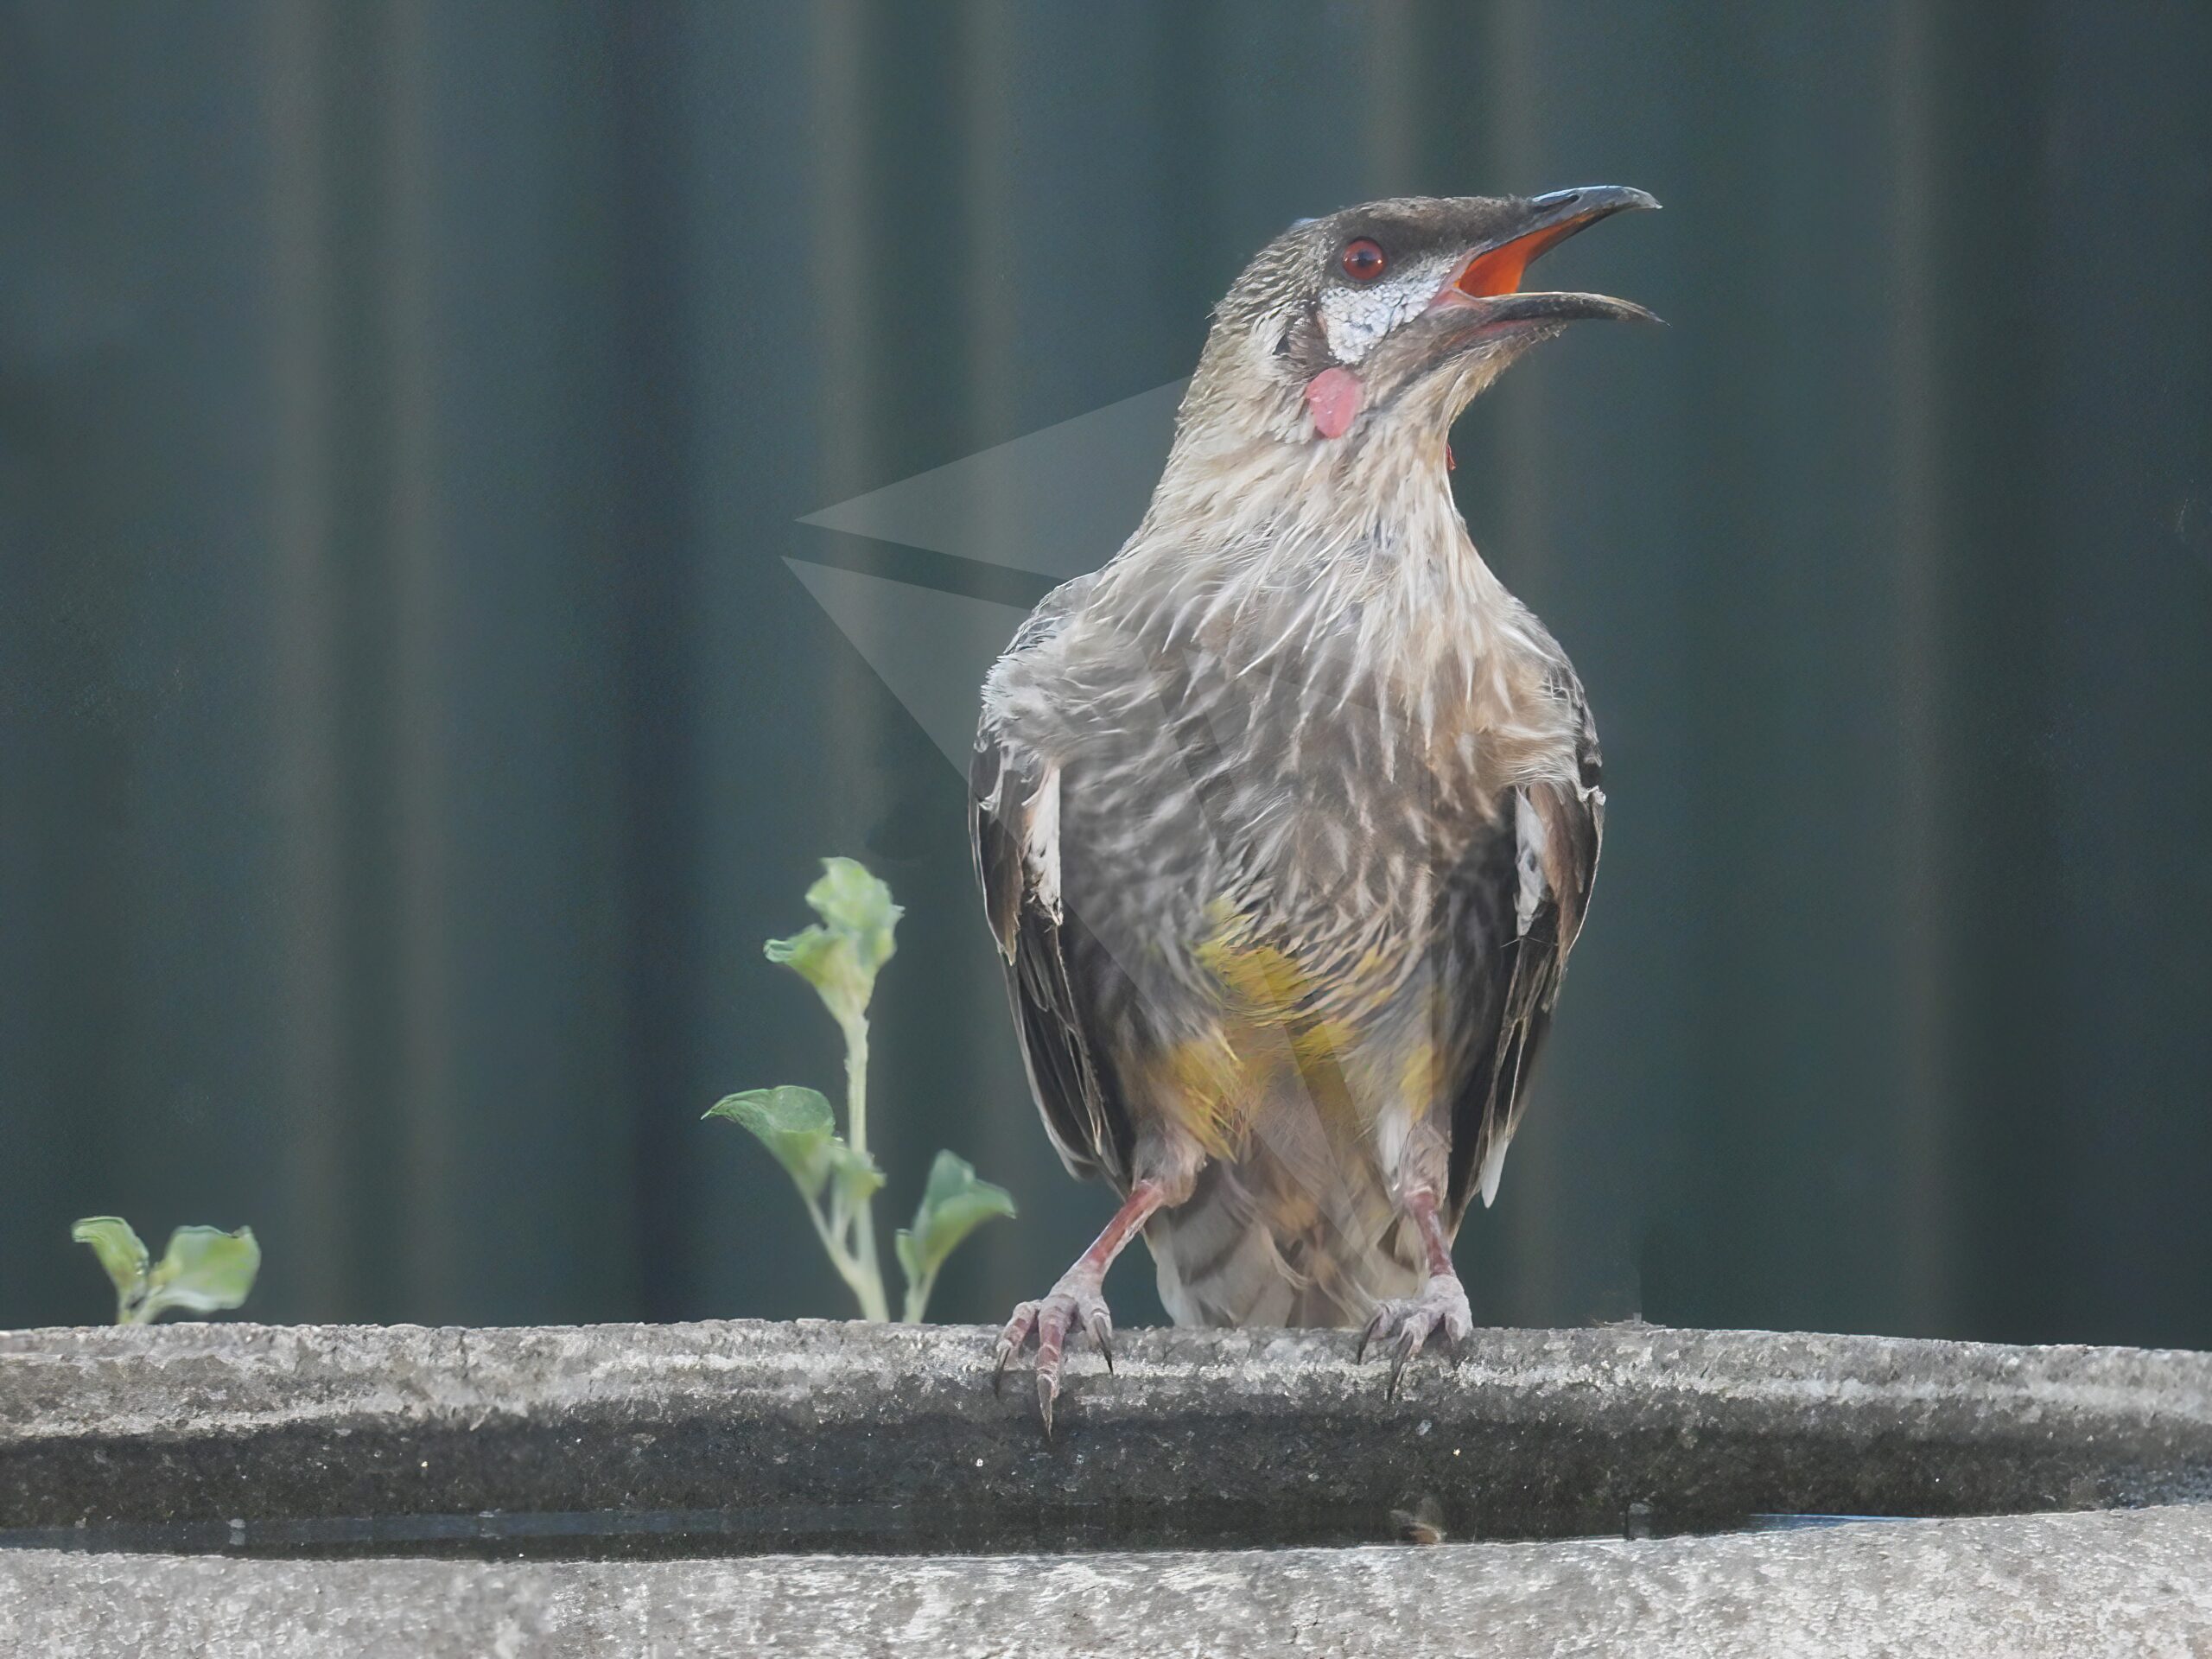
<box><xmin>1173</xmin><ymin>188</ymin><xmax>1658</xmax><ymax>469</ymax></box>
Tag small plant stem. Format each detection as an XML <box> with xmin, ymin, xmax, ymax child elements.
<box><xmin>840</xmin><ymin>1013</ymin><xmax>891</xmax><ymax>1322</ymax></box>
<box><xmin>901</xmin><ymin>1270</ymin><xmax>934</xmax><ymax>1325</ymax></box>
<box><xmin>804</xmin><ymin>1197</ymin><xmax>884</xmax><ymax>1319</ymax></box>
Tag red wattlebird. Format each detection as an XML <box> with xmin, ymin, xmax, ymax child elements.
<box><xmin>972</xmin><ymin>189</ymin><xmax>1656</xmax><ymax>1433</ymax></box>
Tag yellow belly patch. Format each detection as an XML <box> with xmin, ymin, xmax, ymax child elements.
<box><xmin>1160</xmin><ymin>902</ymin><xmax>1381</xmax><ymax>1155</ymax></box>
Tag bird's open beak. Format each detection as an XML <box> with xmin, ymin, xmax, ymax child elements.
<box><xmin>1429</xmin><ymin>185</ymin><xmax>1661</xmax><ymax>329</ymax></box>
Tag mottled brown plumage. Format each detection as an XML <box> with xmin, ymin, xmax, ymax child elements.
<box><xmin>974</xmin><ymin>189</ymin><xmax>1655</xmax><ymax>1430</ymax></box>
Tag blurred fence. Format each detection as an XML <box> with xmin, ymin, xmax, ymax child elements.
<box><xmin>1</xmin><ymin>1</ymin><xmax>2208</xmax><ymax>1344</ymax></box>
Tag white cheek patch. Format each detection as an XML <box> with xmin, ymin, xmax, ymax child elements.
<box><xmin>1315</xmin><ymin>252</ymin><xmax>1460</xmax><ymax>365</ymax></box>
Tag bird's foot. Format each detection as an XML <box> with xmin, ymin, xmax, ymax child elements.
<box><xmin>992</xmin><ymin>1268</ymin><xmax>1114</xmax><ymax>1439</ymax></box>
<box><xmin>1357</xmin><ymin>1273</ymin><xmax>1473</xmax><ymax>1400</ymax></box>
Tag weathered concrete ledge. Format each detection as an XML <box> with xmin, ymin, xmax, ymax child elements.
<box><xmin>5</xmin><ymin>1508</ymin><xmax>2210</xmax><ymax>1657</ymax></box>
<box><xmin>2</xmin><ymin>1319</ymin><xmax>2208</xmax><ymax>1553</ymax></box>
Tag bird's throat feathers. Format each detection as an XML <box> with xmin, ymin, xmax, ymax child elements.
<box><xmin>1096</xmin><ymin>415</ymin><xmax>1538</xmax><ymax>724</ymax></box>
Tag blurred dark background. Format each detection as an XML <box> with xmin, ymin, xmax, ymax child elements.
<box><xmin>3</xmin><ymin>1</ymin><xmax>2209</xmax><ymax>1346</ymax></box>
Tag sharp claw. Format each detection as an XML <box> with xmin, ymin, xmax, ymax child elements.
<box><xmin>1357</xmin><ymin>1307</ymin><xmax>1391</xmax><ymax>1365</ymax></box>
<box><xmin>994</xmin><ymin>1283</ymin><xmax>1116</xmax><ymax>1439</ymax></box>
<box><xmin>1388</xmin><ymin>1324</ymin><xmax>1429</xmax><ymax>1401</ymax></box>
<box><xmin>993</xmin><ymin>1303</ymin><xmax>1042</xmax><ymax>1396</ymax></box>
<box><xmin>1358</xmin><ymin>1275</ymin><xmax>1471</xmax><ymax>1402</ymax></box>
<box><xmin>1088</xmin><ymin>1310</ymin><xmax>1115</xmax><ymax>1372</ymax></box>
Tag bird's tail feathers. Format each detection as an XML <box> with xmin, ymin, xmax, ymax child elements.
<box><xmin>1147</xmin><ymin>1156</ymin><xmax>1421</xmax><ymax>1328</ymax></box>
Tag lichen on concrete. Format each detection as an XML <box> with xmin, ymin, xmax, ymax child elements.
<box><xmin>1</xmin><ymin>1319</ymin><xmax>2208</xmax><ymax>1553</ymax></box>
<box><xmin>4</xmin><ymin>1507</ymin><xmax>2210</xmax><ymax>1658</ymax></box>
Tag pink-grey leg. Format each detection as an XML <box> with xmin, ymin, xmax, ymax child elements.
<box><xmin>994</xmin><ymin>1178</ymin><xmax>1169</xmax><ymax>1437</ymax></box>
<box><xmin>1356</xmin><ymin>1186</ymin><xmax>1473</xmax><ymax>1398</ymax></box>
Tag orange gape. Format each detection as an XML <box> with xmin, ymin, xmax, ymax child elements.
<box><xmin>1455</xmin><ymin>215</ymin><xmax>1601</xmax><ymax>298</ymax></box>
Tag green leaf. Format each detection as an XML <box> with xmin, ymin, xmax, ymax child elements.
<box><xmin>134</xmin><ymin>1226</ymin><xmax>260</xmax><ymax>1324</ymax></box>
<box><xmin>764</xmin><ymin>859</ymin><xmax>901</xmax><ymax>1027</ymax></box>
<box><xmin>896</xmin><ymin>1150</ymin><xmax>1017</xmax><ymax>1286</ymax></box>
<box><xmin>825</xmin><ymin>1139</ymin><xmax>887</xmax><ymax>1211</ymax></box>
<box><xmin>704</xmin><ymin>1085</ymin><xmax>839</xmax><ymax>1197</ymax></box>
<box><xmin>760</xmin><ymin>925</ymin><xmax>859</xmax><ymax>1025</ymax></box>
<box><xmin>804</xmin><ymin>857</ymin><xmax>901</xmax><ymax>972</ymax></box>
<box><xmin>72</xmin><ymin>1217</ymin><xmax>150</xmax><ymax>1313</ymax></box>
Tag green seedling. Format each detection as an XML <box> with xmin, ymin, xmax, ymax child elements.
<box><xmin>706</xmin><ymin>858</ymin><xmax>1014</xmax><ymax>1321</ymax></box>
<box><xmin>72</xmin><ymin>1217</ymin><xmax>260</xmax><ymax>1325</ymax></box>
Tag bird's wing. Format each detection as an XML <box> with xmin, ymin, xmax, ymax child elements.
<box><xmin>1442</xmin><ymin>682</ymin><xmax>1604</xmax><ymax>1224</ymax></box>
<box><xmin>971</xmin><ymin>580</ymin><xmax>1136</xmax><ymax>1188</ymax></box>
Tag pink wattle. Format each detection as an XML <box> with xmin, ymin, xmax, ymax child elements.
<box><xmin>1304</xmin><ymin>366</ymin><xmax>1363</xmax><ymax>440</ymax></box>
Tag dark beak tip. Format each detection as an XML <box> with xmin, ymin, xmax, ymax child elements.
<box><xmin>1474</xmin><ymin>292</ymin><xmax>1664</xmax><ymax>332</ymax></box>
<box><xmin>1609</xmin><ymin>299</ymin><xmax>1667</xmax><ymax>329</ymax></box>
<box><xmin>1534</xmin><ymin>184</ymin><xmax>1662</xmax><ymax>217</ymax></box>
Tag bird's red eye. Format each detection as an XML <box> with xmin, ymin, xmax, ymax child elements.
<box><xmin>1340</xmin><ymin>238</ymin><xmax>1388</xmax><ymax>282</ymax></box>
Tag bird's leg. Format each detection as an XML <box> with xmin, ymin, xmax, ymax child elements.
<box><xmin>1357</xmin><ymin>1185</ymin><xmax>1473</xmax><ymax>1399</ymax></box>
<box><xmin>993</xmin><ymin>1178</ymin><xmax>1168</xmax><ymax>1438</ymax></box>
